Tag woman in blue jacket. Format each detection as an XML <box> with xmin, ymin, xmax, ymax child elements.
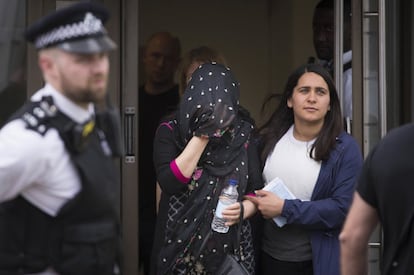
<box><xmin>246</xmin><ymin>63</ymin><xmax>363</xmax><ymax>275</ymax></box>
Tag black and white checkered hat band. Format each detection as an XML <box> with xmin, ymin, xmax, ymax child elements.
<box><xmin>34</xmin><ymin>12</ymin><xmax>106</xmax><ymax>49</ymax></box>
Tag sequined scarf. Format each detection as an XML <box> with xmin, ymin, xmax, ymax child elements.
<box><xmin>157</xmin><ymin>63</ymin><xmax>255</xmax><ymax>274</ymax></box>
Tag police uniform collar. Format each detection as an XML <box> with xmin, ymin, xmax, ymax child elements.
<box><xmin>31</xmin><ymin>84</ymin><xmax>94</xmax><ymax>124</ymax></box>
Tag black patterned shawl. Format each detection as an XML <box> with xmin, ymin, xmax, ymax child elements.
<box><xmin>157</xmin><ymin>63</ymin><xmax>255</xmax><ymax>274</ymax></box>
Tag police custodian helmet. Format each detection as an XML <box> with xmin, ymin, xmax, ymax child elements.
<box><xmin>25</xmin><ymin>1</ymin><xmax>117</xmax><ymax>54</ymax></box>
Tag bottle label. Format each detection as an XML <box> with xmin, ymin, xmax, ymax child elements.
<box><xmin>215</xmin><ymin>198</ymin><xmax>232</xmax><ymax>218</ymax></box>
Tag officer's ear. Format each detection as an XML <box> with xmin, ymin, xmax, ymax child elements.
<box><xmin>38</xmin><ymin>53</ymin><xmax>51</xmax><ymax>71</ymax></box>
<box><xmin>38</xmin><ymin>49</ymin><xmax>59</xmax><ymax>79</ymax></box>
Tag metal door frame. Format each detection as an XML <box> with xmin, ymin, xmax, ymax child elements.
<box><xmin>351</xmin><ymin>0</ymin><xmax>387</xmax><ymax>273</ymax></box>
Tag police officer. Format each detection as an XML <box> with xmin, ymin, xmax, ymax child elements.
<box><xmin>0</xmin><ymin>2</ymin><xmax>122</xmax><ymax>275</ymax></box>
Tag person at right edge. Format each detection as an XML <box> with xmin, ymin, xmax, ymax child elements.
<box><xmin>246</xmin><ymin>63</ymin><xmax>363</xmax><ymax>275</ymax></box>
<box><xmin>0</xmin><ymin>2</ymin><xmax>122</xmax><ymax>275</ymax></box>
<box><xmin>340</xmin><ymin>122</ymin><xmax>414</xmax><ymax>274</ymax></box>
<box><xmin>311</xmin><ymin>0</ymin><xmax>352</xmax><ymax>130</ymax></box>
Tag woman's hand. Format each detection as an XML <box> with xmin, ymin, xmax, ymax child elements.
<box><xmin>193</xmin><ymin>102</ymin><xmax>235</xmax><ymax>138</ymax></box>
<box><xmin>221</xmin><ymin>199</ymin><xmax>257</xmax><ymax>226</ymax></box>
<box><xmin>221</xmin><ymin>202</ymin><xmax>242</xmax><ymax>226</ymax></box>
<box><xmin>244</xmin><ymin>190</ymin><xmax>285</xmax><ymax>219</ymax></box>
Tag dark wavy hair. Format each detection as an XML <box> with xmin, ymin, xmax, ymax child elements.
<box><xmin>257</xmin><ymin>63</ymin><xmax>343</xmax><ymax>162</ymax></box>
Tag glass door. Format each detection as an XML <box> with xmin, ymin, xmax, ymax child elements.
<box><xmin>0</xmin><ymin>0</ymin><xmax>27</xmax><ymax>127</ymax></box>
<box><xmin>353</xmin><ymin>0</ymin><xmax>405</xmax><ymax>274</ymax></box>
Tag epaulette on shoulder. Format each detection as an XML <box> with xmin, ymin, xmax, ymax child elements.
<box><xmin>21</xmin><ymin>96</ymin><xmax>58</xmax><ymax>136</ymax></box>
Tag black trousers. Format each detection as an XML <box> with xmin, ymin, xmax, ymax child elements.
<box><xmin>259</xmin><ymin>251</ymin><xmax>313</xmax><ymax>275</ymax></box>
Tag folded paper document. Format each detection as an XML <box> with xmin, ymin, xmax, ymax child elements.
<box><xmin>263</xmin><ymin>177</ymin><xmax>296</xmax><ymax>227</ymax></box>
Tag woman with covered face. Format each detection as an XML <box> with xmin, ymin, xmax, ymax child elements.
<box><xmin>246</xmin><ymin>63</ymin><xmax>363</xmax><ymax>275</ymax></box>
<box><xmin>151</xmin><ymin>62</ymin><xmax>262</xmax><ymax>274</ymax></box>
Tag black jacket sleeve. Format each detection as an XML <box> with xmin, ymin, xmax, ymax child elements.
<box><xmin>153</xmin><ymin>123</ymin><xmax>188</xmax><ymax>196</ymax></box>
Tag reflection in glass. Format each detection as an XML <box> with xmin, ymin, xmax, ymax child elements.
<box><xmin>0</xmin><ymin>0</ymin><xmax>27</xmax><ymax>127</ymax></box>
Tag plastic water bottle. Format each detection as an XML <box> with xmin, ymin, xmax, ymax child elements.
<box><xmin>211</xmin><ymin>179</ymin><xmax>239</xmax><ymax>233</ymax></box>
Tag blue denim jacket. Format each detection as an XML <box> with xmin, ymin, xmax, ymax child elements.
<box><xmin>282</xmin><ymin>131</ymin><xmax>363</xmax><ymax>275</ymax></box>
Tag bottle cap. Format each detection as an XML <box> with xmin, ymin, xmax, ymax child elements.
<box><xmin>229</xmin><ymin>179</ymin><xmax>238</xmax><ymax>185</ymax></box>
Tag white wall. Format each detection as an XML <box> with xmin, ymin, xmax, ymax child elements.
<box><xmin>139</xmin><ymin>0</ymin><xmax>319</xmax><ymax>125</ymax></box>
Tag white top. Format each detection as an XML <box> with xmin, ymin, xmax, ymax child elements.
<box><xmin>0</xmin><ymin>83</ymin><xmax>94</xmax><ymax>217</ymax></box>
<box><xmin>262</xmin><ymin>126</ymin><xmax>321</xmax><ymax>201</ymax></box>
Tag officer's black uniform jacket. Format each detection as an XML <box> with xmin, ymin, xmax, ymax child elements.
<box><xmin>0</xmin><ymin>97</ymin><xmax>121</xmax><ymax>275</ymax></box>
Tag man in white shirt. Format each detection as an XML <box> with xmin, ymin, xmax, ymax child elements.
<box><xmin>312</xmin><ymin>0</ymin><xmax>353</xmax><ymax>125</ymax></box>
<box><xmin>0</xmin><ymin>2</ymin><xmax>122</xmax><ymax>274</ymax></box>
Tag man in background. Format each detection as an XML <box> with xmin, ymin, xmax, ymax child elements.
<box><xmin>138</xmin><ymin>31</ymin><xmax>181</xmax><ymax>275</ymax></box>
<box><xmin>311</xmin><ymin>0</ymin><xmax>352</xmax><ymax>127</ymax></box>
